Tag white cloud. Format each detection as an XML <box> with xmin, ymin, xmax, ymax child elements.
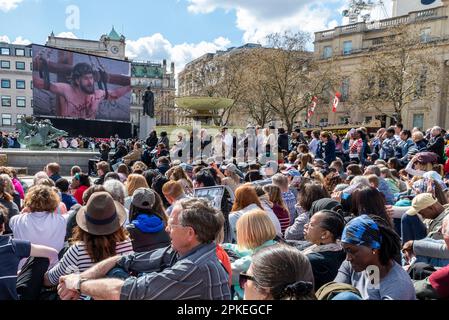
<box><xmin>186</xmin><ymin>0</ymin><xmax>394</xmax><ymax>43</ymax></box>
<box><xmin>126</xmin><ymin>33</ymin><xmax>231</xmax><ymax>75</ymax></box>
<box><xmin>0</xmin><ymin>0</ymin><xmax>23</xmax><ymax>12</ymax></box>
<box><xmin>0</xmin><ymin>35</ymin><xmax>31</xmax><ymax>45</ymax></box>
<box><xmin>56</xmin><ymin>32</ymin><xmax>78</xmax><ymax>39</ymax></box>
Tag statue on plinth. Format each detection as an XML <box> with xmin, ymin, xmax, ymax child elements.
<box><xmin>143</xmin><ymin>86</ymin><xmax>155</xmax><ymax>118</ymax></box>
<box><xmin>16</xmin><ymin>116</ymin><xmax>68</xmax><ymax>149</ymax></box>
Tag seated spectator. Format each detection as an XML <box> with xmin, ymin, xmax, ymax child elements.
<box><xmin>0</xmin><ymin>175</ymin><xmax>20</xmax><ymax>234</ymax></box>
<box><xmin>303</xmin><ymin>210</ymin><xmax>346</xmax><ymax>291</ymax></box>
<box><xmin>412</xmin><ymin>215</ymin><xmax>449</xmax><ymax>299</ymax></box>
<box><xmin>351</xmin><ymin>186</ymin><xmax>392</xmax><ymax>226</ymax></box>
<box><xmin>230</xmin><ymin>185</ymin><xmax>280</xmax><ymax>242</ymax></box>
<box><xmin>124</xmin><ymin>174</ymin><xmax>149</xmax><ymax>210</ymax></box>
<box><xmin>55</xmin><ymin>178</ymin><xmax>78</xmax><ymax>211</ymax></box>
<box><xmin>122</xmin><ymin>142</ymin><xmax>143</xmax><ymax>166</ymax></box>
<box><xmin>131</xmin><ymin>161</ymin><xmax>148</xmax><ymax>175</ymax></box>
<box><xmin>272</xmin><ymin>174</ymin><xmax>298</xmax><ymax>225</ymax></box>
<box><xmin>380</xmin><ymin>167</ymin><xmax>401</xmax><ymax>195</ymax></box>
<box><xmin>94</xmin><ymin>161</ymin><xmax>110</xmax><ymax>185</ymax></box>
<box><xmin>0</xmin><ymin>174</ymin><xmax>20</xmax><ymax>210</ymax></box>
<box><xmin>104</xmin><ymin>172</ymin><xmax>121</xmax><ymax>182</ymax></box>
<box><xmin>0</xmin><ymin>206</ymin><xmax>59</xmax><ymax>300</ymax></box>
<box><xmin>88</xmin><ymin>143</ymin><xmax>110</xmax><ymax>176</ymax></box>
<box><xmin>263</xmin><ymin>184</ymin><xmax>290</xmax><ymax>235</ymax></box>
<box><xmin>285</xmin><ymin>183</ymin><xmax>330</xmax><ymax>241</ymax></box>
<box><xmin>162</xmin><ymin>181</ymin><xmax>188</xmax><ymax>216</ymax></box>
<box><xmin>242</xmin><ymin>245</ymin><xmax>316</xmax><ymax>300</ymax></box>
<box><xmin>71</xmin><ymin>173</ymin><xmax>91</xmax><ymax>205</ymax></box>
<box><xmin>117</xmin><ymin>164</ymin><xmax>129</xmax><ymax>183</ymax></box>
<box><xmin>127</xmin><ymin>188</ymin><xmax>170</xmax><ymax>252</ymax></box>
<box><xmin>9</xmin><ymin>185</ymin><xmax>67</xmax><ymax>268</ymax></box>
<box><xmin>70</xmin><ymin>166</ymin><xmax>82</xmax><ymax>177</ymax></box>
<box><xmin>222</xmin><ymin>209</ymin><xmax>278</xmax><ymax>300</ymax></box>
<box><xmin>364</xmin><ymin>165</ymin><xmax>395</xmax><ymax>205</ymax></box>
<box><xmin>44</xmin><ymin>192</ymin><xmax>134</xmax><ymax>292</ymax></box>
<box><xmin>334</xmin><ymin>215</ymin><xmax>416</xmax><ymax>300</ymax></box>
<box><xmin>33</xmin><ymin>171</ymin><xmax>49</xmax><ymax>186</ymax></box>
<box><xmin>57</xmin><ymin>198</ymin><xmax>231</xmax><ymax>300</ymax></box>
<box><xmin>156</xmin><ymin>156</ymin><xmax>171</xmax><ymax>176</ymax></box>
<box><xmin>166</xmin><ymin>166</ymin><xmax>194</xmax><ymax>196</ymax></box>
<box><xmin>402</xmin><ymin>193</ymin><xmax>449</xmax><ymax>244</ymax></box>
<box><xmin>45</xmin><ymin>163</ymin><xmax>62</xmax><ymax>183</ymax></box>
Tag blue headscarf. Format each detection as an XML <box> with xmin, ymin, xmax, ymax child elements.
<box><xmin>342</xmin><ymin>215</ymin><xmax>382</xmax><ymax>250</ymax></box>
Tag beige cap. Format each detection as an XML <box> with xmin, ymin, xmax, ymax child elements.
<box><xmin>406</xmin><ymin>193</ymin><xmax>438</xmax><ymax>216</ymax></box>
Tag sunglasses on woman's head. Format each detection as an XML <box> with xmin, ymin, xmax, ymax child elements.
<box><xmin>239</xmin><ymin>272</ymin><xmax>256</xmax><ymax>289</ymax></box>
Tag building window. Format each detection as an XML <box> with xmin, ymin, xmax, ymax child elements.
<box><xmin>16</xmin><ymin>97</ymin><xmax>26</xmax><ymax>108</ymax></box>
<box><xmin>341</xmin><ymin>78</ymin><xmax>350</xmax><ymax>101</ymax></box>
<box><xmin>323</xmin><ymin>46</ymin><xmax>333</xmax><ymax>59</ymax></box>
<box><xmin>0</xmin><ymin>60</ymin><xmax>10</xmax><ymax>69</ymax></box>
<box><xmin>343</xmin><ymin>41</ymin><xmax>352</xmax><ymax>55</ymax></box>
<box><xmin>1</xmin><ymin>96</ymin><xmax>11</xmax><ymax>107</ymax></box>
<box><xmin>415</xmin><ymin>68</ymin><xmax>427</xmax><ymax>98</ymax></box>
<box><xmin>365</xmin><ymin>116</ymin><xmax>373</xmax><ymax>123</ymax></box>
<box><xmin>339</xmin><ymin>117</ymin><xmax>349</xmax><ymax>125</ymax></box>
<box><xmin>16</xmin><ymin>61</ymin><xmax>25</xmax><ymax>70</ymax></box>
<box><xmin>15</xmin><ymin>48</ymin><xmax>25</xmax><ymax>56</ymax></box>
<box><xmin>16</xmin><ymin>80</ymin><xmax>25</xmax><ymax>89</ymax></box>
<box><xmin>413</xmin><ymin>114</ymin><xmax>424</xmax><ymax>130</ymax></box>
<box><xmin>2</xmin><ymin>114</ymin><xmax>12</xmax><ymax>126</ymax></box>
<box><xmin>0</xmin><ymin>48</ymin><xmax>10</xmax><ymax>55</ymax></box>
<box><xmin>420</xmin><ymin>28</ymin><xmax>431</xmax><ymax>43</ymax></box>
<box><xmin>30</xmin><ymin>62</ymin><xmax>33</xmax><ymax>70</ymax></box>
<box><xmin>16</xmin><ymin>114</ymin><xmax>23</xmax><ymax>124</ymax></box>
<box><xmin>30</xmin><ymin>80</ymin><xmax>33</xmax><ymax>90</ymax></box>
<box><xmin>319</xmin><ymin>118</ymin><xmax>329</xmax><ymax>127</ymax></box>
<box><xmin>1</xmin><ymin>79</ymin><xmax>11</xmax><ymax>89</ymax></box>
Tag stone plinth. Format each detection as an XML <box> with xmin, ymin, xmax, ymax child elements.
<box><xmin>1</xmin><ymin>150</ymin><xmax>101</xmax><ymax>176</ymax></box>
<box><xmin>139</xmin><ymin>116</ymin><xmax>157</xmax><ymax>141</ymax></box>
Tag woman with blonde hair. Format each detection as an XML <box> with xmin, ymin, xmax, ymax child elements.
<box><xmin>124</xmin><ymin>174</ymin><xmax>149</xmax><ymax>210</ymax></box>
<box><xmin>223</xmin><ymin>209</ymin><xmax>278</xmax><ymax>300</ymax></box>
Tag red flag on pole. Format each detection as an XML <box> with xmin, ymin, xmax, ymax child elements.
<box><xmin>332</xmin><ymin>92</ymin><xmax>341</xmax><ymax>113</ymax></box>
<box><xmin>308</xmin><ymin>96</ymin><xmax>318</xmax><ymax>120</ymax></box>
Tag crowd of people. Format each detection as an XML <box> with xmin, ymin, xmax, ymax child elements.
<box><xmin>1</xmin><ymin>122</ymin><xmax>449</xmax><ymax>301</ymax></box>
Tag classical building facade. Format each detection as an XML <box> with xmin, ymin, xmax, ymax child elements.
<box><xmin>312</xmin><ymin>0</ymin><xmax>449</xmax><ymax>130</ymax></box>
<box><xmin>0</xmin><ymin>43</ymin><xmax>32</xmax><ymax>132</ymax></box>
<box><xmin>130</xmin><ymin>60</ymin><xmax>176</xmax><ymax>134</ymax></box>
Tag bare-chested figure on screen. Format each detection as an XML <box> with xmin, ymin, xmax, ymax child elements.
<box><xmin>34</xmin><ymin>62</ymin><xmax>131</xmax><ymax>119</ymax></box>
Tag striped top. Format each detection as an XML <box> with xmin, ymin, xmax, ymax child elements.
<box><xmin>272</xmin><ymin>204</ymin><xmax>291</xmax><ymax>235</ymax></box>
<box><xmin>119</xmin><ymin>243</ymin><xmax>231</xmax><ymax>300</ymax></box>
<box><xmin>47</xmin><ymin>239</ymin><xmax>134</xmax><ymax>286</ymax></box>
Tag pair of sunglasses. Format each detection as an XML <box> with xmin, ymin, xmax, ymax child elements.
<box><xmin>239</xmin><ymin>272</ymin><xmax>256</xmax><ymax>289</ymax></box>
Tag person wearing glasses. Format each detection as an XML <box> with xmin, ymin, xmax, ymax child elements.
<box><xmin>56</xmin><ymin>198</ymin><xmax>231</xmax><ymax>300</ymax></box>
<box><xmin>240</xmin><ymin>245</ymin><xmax>316</xmax><ymax>300</ymax></box>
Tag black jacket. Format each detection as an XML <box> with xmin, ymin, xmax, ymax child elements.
<box><xmin>278</xmin><ymin>133</ymin><xmax>289</xmax><ymax>153</ymax></box>
<box><xmin>427</xmin><ymin>135</ymin><xmax>445</xmax><ymax>164</ymax></box>
<box><xmin>112</xmin><ymin>146</ymin><xmax>128</xmax><ymax>162</ymax></box>
<box><xmin>307</xmin><ymin>250</ymin><xmax>346</xmax><ymax>291</ymax></box>
<box><xmin>127</xmin><ymin>225</ymin><xmax>171</xmax><ymax>253</ymax></box>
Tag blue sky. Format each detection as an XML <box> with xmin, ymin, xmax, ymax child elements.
<box><xmin>0</xmin><ymin>0</ymin><xmax>394</xmax><ymax>72</ymax></box>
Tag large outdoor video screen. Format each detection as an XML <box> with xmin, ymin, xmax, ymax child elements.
<box><xmin>32</xmin><ymin>44</ymin><xmax>131</xmax><ymax>122</ymax></box>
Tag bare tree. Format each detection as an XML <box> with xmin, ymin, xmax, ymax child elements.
<box><xmin>354</xmin><ymin>25</ymin><xmax>440</xmax><ymax>125</ymax></box>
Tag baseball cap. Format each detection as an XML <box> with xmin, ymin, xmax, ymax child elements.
<box><xmin>132</xmin><ymin>188</ymin><xmax>156</xmax><ymax>210</ymax></box>
<box><xmin>406</xmin><ymin>193</ymin><xmax>438</xmax><ymax>216</ymax></box>
<box><xmin>223</xmin><ymin>163</ymin><xmax>238</xmax><ymax>173</ymax></box>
